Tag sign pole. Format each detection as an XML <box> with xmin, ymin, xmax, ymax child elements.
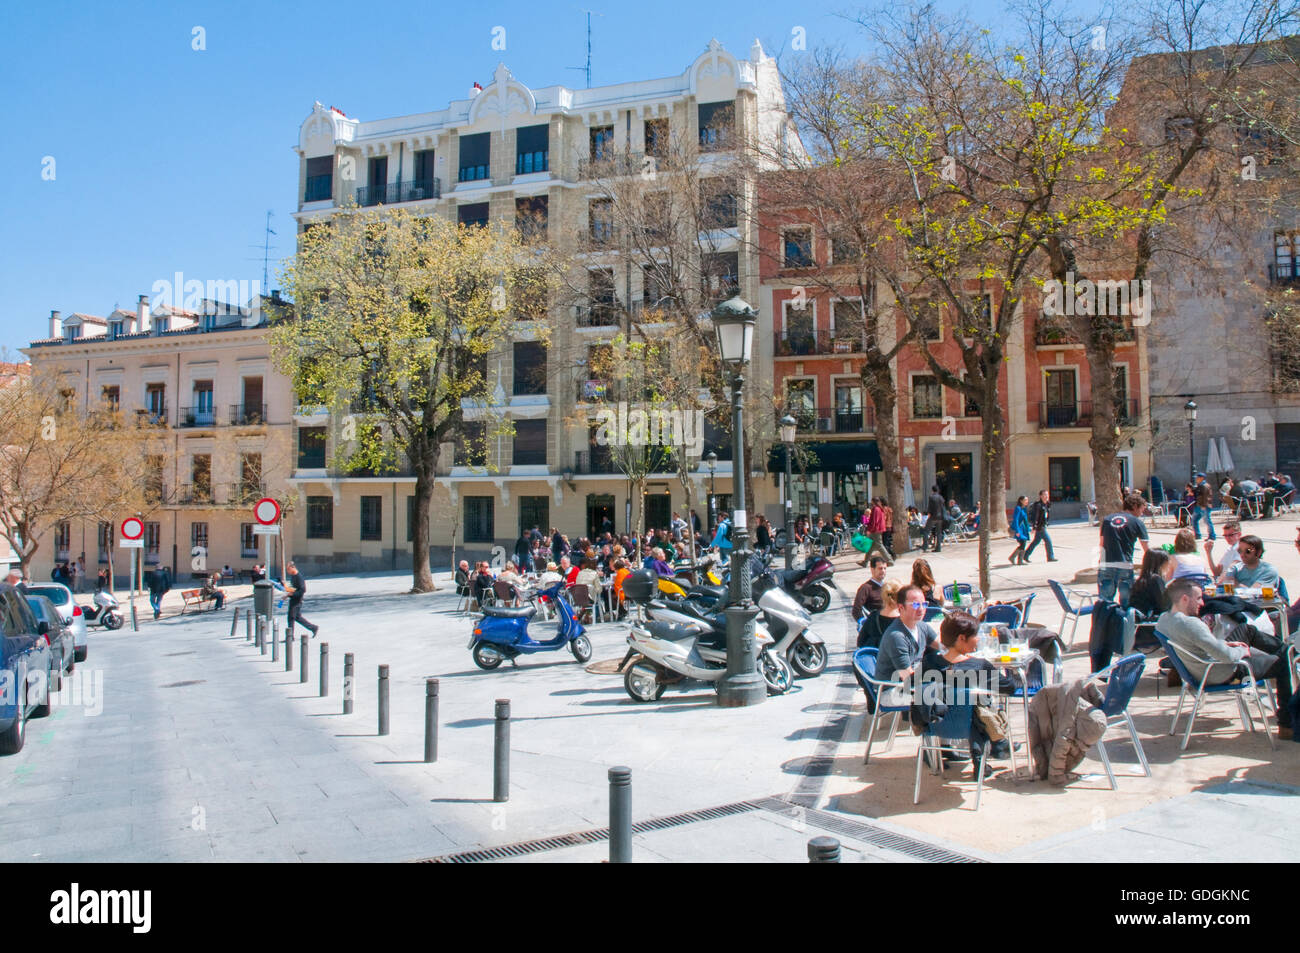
<box><xmin>129</xmin><ymin>545</ymin><xmax>137</xmax><ymax>632</ymax></box>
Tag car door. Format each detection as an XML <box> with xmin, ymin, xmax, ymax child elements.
<box><xmin>0</xmin><ymin>589</ymin><xmax>42</xmax><ymax>717</ymax></box>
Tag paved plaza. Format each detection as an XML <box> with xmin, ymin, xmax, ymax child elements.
<box><xmin>2</xmin><ymin>514</ymin><xmax>1297</xmax><ymax>863</ymax></box>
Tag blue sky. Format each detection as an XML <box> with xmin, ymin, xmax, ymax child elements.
<box><xmin>0</xmin><ymin>0</ymin><xmax>1104</xmax><ymax>353</ymax></box>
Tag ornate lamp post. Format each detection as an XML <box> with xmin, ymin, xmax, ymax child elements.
<box><xmin>705</xmin><ymin>451</ymin><xmax>718</xmax><ymax>535</ymax></box>
<box><xmin>1184</xmin><ymin>399</ymin><xmax>1198</xmax><ymax>484</ymax></box>
<box><xmin>711</xmin><ymin>296</ymin><xmax>766</xmax><ymax>707</ymax></box>
<box><xmin>780</xmin><ymin>414</ymin><xmax>797</xmax><ymax>570</ymax></box>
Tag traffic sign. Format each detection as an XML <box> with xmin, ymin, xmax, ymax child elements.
<box><xmin>120</xmin><ymin>517</ymin><xmax>144</xmax><ymax>540</ymax></box>
<box><xmin>252</xmin><ymin>524</ymin><xmax>281</xmax><ymax>536</ymax></box>
<box><xmin>253</xmin><ymin>497</ymin><xmax>281</xmax><ymax>525</ymax></box>
<box><xmin>119</xmin><ymin>539</ymin><xmax>144</xmax><ymax>549</ymax></box>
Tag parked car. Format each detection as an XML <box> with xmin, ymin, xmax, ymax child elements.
<box><xmin>22</xmin><ymin>582</ymin><xmax>88</xmax><ymax>662</ymax></box>
<box><xmin>0</xmin><ymin>584</ymin><xmax>54</xmax><ymax>754</ymax></box>
<box><xmin>24</xmin><ymin>595</ymin><xmax>74</xmax><ymax>689</ymax></box>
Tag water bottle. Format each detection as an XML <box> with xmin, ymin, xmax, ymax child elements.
<box><xmin>952</xmin><ymin>580</ymin><xmax>962</xmax><ymax>606</ymax></box>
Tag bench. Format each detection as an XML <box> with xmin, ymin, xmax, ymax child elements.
<box><xmin>180</xmin><ymin>589</ymin><xmax>216</xmax><ymax>614</ymax></box>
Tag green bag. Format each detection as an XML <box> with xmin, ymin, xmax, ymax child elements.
<box><xmin>851</xmin><ymin>531</ymin><xmax>872</xmax><ymax>553</ymax></box>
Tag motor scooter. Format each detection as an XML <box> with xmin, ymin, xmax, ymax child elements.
<box><xmin>751</xmin><ymin>552</ymin><xmax>836</xmax><ymax>613</ymax></box>
<box><xmin>81</xmin><ymin>589</ymin><xmax>124</xmax><ymax>630</ymax></box>
<box><xmin>468</xmin><ymin>581</ymin><xmax>591</xmax><ymax>670</ymax></box>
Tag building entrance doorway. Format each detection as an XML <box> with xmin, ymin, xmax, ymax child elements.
<box><xmin>587</xmin><ymin>494</ymin><xmax>615</xmax><ymax>539</ymax></box>
<box><xmin>934</xmin><ymin>452</ymin><xmax>974</xmax><ymax>511</ymax></box>
<box><xmin>644</xmin><ymin>492</ymin><xmax>671</xmax><ymax>535</ymax></box>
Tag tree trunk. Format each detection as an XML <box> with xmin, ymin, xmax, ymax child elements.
<box><xmin>1086</xmin><ymin>342</ymin><xmax>1124</xmax><ymax>517</ymax></box>
<box><xmin>411</xmin><ymin>469</ymin><xmax>435</xmax><ymax>592</ymax></box>
<box><xmin>977</xmin><ymin>388</ymin><xmax>1009</xmax><ymax>596</ymax></box>
<box><xmin>868</xmin><ymin>383</ymin><xmax>909</xmax><ymax>557</ymax></box>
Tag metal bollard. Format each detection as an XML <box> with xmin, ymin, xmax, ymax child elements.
<box><xmin>230</xmin><ymin>606</ymin><xmax>240</xmax><ymax>638</ymax></box>
<box><xmin>424</xmin><ymin>679</ymin><xmax>439</xmax><ymax>763</ymax></box>
<box><xmin>300</xmin><ymin>635</ymin><xmax>308</xmax><ymax>683</ymax></box>
<box><xmin>271</xmin><ymin>619</ymin><xmax>279</xmax><ymax>662</ymax></box>
<box><xmin>609</xmin><ymin>766</ymin><xmax>632</xmax><ymax>863</ymax></box>
<box><xmin>284</xmin><ymin>628</ymin><xmax>293</xmax><ymax>672</ymax></box>
<box><xmin>493</xmin><ymin>699</ymin><xmax>510</xmax><ymax>803</ymax></box>
<box><xmin>258</xmin><ymin>615</ymin><xmax>266</xmax><ymax>654</ymax></box>
<box><xmin>807</xmin><ymin>836</ymin><xmax>841</xmax><ymax>863</ymax></box>
<box><xmin>320</xmin><ymin>643</ymin><xmax>329</xmax><ymax>697</ymax></box>
<box><xmin>378</xmin><ymin>665</ymin><xmax>390</xmax><ymax>736</ymax></box>
<box><xmin>343</xmin><ymin>653</ymin><xmax>354</xmax><ymax>714</ymax></box>
<box><xmin>245</xmin><ymin>611</ymin><xmax>252</xmax><ymax>642</ymax></box>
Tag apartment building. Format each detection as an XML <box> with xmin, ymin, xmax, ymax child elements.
<box><xmin>22</xmin><ymin>296</ymin><xmax>294</xmax><ymax>583</ymax></box>
<box><xmin>291</xmin><ymin>39</ymin><xmax>797</xmax><ymax>568</ymax></box>
<box><xmin>0</xmin><ymin>362</ymin><xmax>30</xmax><ymax>572</ymax></box>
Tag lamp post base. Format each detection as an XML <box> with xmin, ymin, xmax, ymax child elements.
<box><xmin>716</xmin><ymin>604</ymin><xmax>766</xmax><ymax>707</ymax></box>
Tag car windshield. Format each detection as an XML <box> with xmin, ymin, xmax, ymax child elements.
<box><xmin>28</xmin><ymin>585</ymin><xmax>69</xmax><ymax>605</ymax></box>
<box><xmin>24</xmin><ymin>598</ymin><xmax>50</xmax><ymax>621</ymax></box>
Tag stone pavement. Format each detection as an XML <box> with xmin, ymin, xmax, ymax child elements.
<box><xmin>1</xmin><ymin>513</ymin><xmax>1295</xmax><ymax>862</ymax></box>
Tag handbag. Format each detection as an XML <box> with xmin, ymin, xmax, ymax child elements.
<box><xmin>975</xmin><ymin>705</ymin><xmax>1009</xmax><ymax>743</ymax></box>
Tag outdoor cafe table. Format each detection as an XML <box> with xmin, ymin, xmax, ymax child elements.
<box><xmin>975</xmin><ymin>636</ymin><xmax>1041</xmax><ymax>780</ymax></box>
<box><xmin>943</xmin><ymin>587</ymin><xmax>985</xmax><ymax>617</ymax></box>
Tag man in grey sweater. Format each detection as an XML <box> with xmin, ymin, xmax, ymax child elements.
<box><xmin>876</xmin><ymin>583</ymin><xmax>941</xmax><ymax>695</ymax></box>
<box><xmin>1157</xmin><ymin>578</ymin><xmax>1292</xmax><ymax>738</ymax></box>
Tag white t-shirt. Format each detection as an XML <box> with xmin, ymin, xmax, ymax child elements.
<box><xmin>1172</xmin><ymin>553</ymin><xmax>1210</xmax><ymax>579</ymax></box>
<box><xmin>1210</xmin><ymin>541</ymin><xmax>1243</xmax><ymax>580</ymax></box>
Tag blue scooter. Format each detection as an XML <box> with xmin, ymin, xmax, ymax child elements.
<box><xmin>468</xmin><ymin>581</ymin><xmax>592</xmax><ymax>670</ymax></box>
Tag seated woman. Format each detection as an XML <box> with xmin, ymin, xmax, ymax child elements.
<box><xmin>922</xmin><ymin>611</ymin><xmax>1014</xmax><ymax>776</ymax></box>
<box><xmin>574</xmin><ymin>557</ymin><xmax>603</xmax><ymax>600</ymax></box>
<box><xmin>857</xmin><ymin>580</ymin><xmax>902</xmax><ymax>649</ymax></box>
<box><xmin>1129</xmin><ymin>549</ymin><xmax>1174</xmax><ymax>621</ymax></box>
<box><xmin>497</xmin><ymin>561</ymin><xmax>524</xmax><ymax>588</ymax></box>
<box><xmin>471</xmin><ymin>562</ymin><xmax>495</xmax><ymax>604</ymax></box>
<box><xmin>910</xmin><ymin>558</ymin><xmax>942</xmax><ymax>606</ymax></box>
<box><xmin>1170</xmin><ymin>528</ymin><xmax>1209</xmax><ymax>580</ymax></box>
<box><xmin>647</xmin><ymin>547</ymin><xmax>674</xmax><ymax>577</ymax></box>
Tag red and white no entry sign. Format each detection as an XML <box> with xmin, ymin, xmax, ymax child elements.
<box><xmin>253</xmin><ymin>497</ymin><xmax>281</xmax><ymax>525</ymax></box>
<box><xmin>120</xmin><ymin>517</ymin><xmax>144</xmax><ymax>540</ymax></box>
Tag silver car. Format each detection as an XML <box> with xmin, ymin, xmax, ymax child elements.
<box><xmin>24</xmin><ymin>594</ymin><xmax>75</xmax><ymax>688</ymax></box>
<box><xmin>23</xmin><ymin>583</ymin><xmax>88</xmax><ymax>662</ymax></box>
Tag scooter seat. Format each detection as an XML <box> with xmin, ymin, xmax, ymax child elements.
<box><xmin>643</xmin><ymin>621</ymin><xmax>702</xmax><ymax>644</ymax></box>
<box><xmin>776</xmin><ymin>568</ymin><xmax>805</xmax><ymax>587</ymax></box>
<box><xmin>481</xmin><ymin>605</ymin><xmax>537</xmax><ymax>620</ymax></box>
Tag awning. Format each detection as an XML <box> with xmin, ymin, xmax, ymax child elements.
<box><xmin>769</xmin><ymin>440</ymin><xmax>882</xmax><ymax>473</ymax></box>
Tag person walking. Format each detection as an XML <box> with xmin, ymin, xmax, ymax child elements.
<box><xmin>1009</xmin><ymin>495</ymin><xmax>1031</xmax><ymax>565</ymax></box>
<box><xmin>922</xmin><ymin>486</ymin><xmax>945</xmax><ymax>553</ymax></box>
<box><xmin>284</xmin><ymin>560</ymin><xmax>320</xmax><ymax>637</ymax></box>
<box><xmin>1191</xmin><ymin>474</ymin><xmax>1215</xmax><ymax>540</ymax></box>
<box><xmin>861</xmin><ymin>497</ymin><xmax>894</xmax><ymax>565</ymax></box>
<box><xmin>148</xmin><ymin>564</ymin><xmax>171</xmax><ymax>620</ymax></box>
<box><xmin>1023</xmin><ymin>489</ymin><xmax>1058</xmax><ymax>562</ymax></box>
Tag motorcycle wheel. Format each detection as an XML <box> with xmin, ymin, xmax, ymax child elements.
<box><xmin>104</xmin><ymin>613</ymin><xmax>124</xmax><ymax>631</ymax></box>
<box><xmin>789</xmin><ymin>637</ymin><xmax>828</xmax><ymax>677</ymax></box>
<box><xmin>803</xmin><ymin>584</ymin><xmax>831</xmax><ymax>614</ymax></box>
<box><xmin>624</xmin><ymin>663</ymin><xmax>666</xmax><ymax>702</ymax></box>
<box><xmin>760</xmin><ymin>651</ymin><xmax>793</xmax><ymax>695</ymax></box>
<box><xmin>471</xmin><ymin>642</ymin><xmax>505</xmax><ymax>670</ymax></box>
<box><xmin>570</xmin><ymin>635</ymin><xmax>593</xmax><ymax>662</ymax></box>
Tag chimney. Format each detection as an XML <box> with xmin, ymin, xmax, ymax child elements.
<box><xmin>137</xmin><ymin>294</ymin><xmax>149</xmax><ymax>333</ymax></box>
<box><xmin>50</xmin><ymin>310</ymin><xmax>62</xmax><ymax>339</ymax></box>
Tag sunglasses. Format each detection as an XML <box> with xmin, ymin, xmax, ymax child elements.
<box><xmin>907</xmin><ymin>601</ymin><xmax>926</xmax><ymax>609</ymax></box>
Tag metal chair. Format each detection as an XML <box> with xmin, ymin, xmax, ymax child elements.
<box><xmin>568</xmin><ymin>583</ymin><xmax>602</xmax><ymax>623</ymax></box>
<box><xmin>1152</xmin><ymin>628</ymin><xmax>1276</xmax><ymax>752</ymax></box>
<box><xmin>1048</xmin><ymin>579</ymin><xmax>1094</xmax><ymax>650</ymax></box>
<box><xmin>851</xmin><ymin>647</ymin><xmax>911</xmax><ymax>764</ymax></box>
<box><xmin>942</xmin><ymin>583</ymin><xmax>977</xmax><ymax>603</ymax></box>
<box><xmin>982</xmin><ymin>603</ymin><xmax>1023</xmax><ymax>628</ymax></box>
<box><xmin>1086</xmin><ymin>653</ymin><xmax>1152</xmax><ymax>789</ymax></box>
<box><xmin>493</xmin><ymin>580</ymin><xmax>518</xmax><ymax>607</ymax></box>
<box><xmin>912</xmin><ymin>688</ymin><xmax>991</xmax><ymax>810</ymax></box>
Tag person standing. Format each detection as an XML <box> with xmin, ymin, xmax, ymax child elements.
<box><xmin>1024</xmin><ymin>489</ymin><xmax>1057</xmax><ymax>562</ymax></box>
<box><xmin>1098</xmin><ymin>493</ymin><xmax>1151</xmax><ymax>608</ymax></box>
<box><xmin>1191</xmin><ymin>474</ymin><xmax>1215</xmax><ymax>540</ymax></box>
<box><xmin>922</xmin><ymin>486</ymin><xmax>945</xmax><ymax>553</ymax></box>
<box><xmin>513</xmin><ymin>531</ymin><xmax>534</xmax><ymax>573</ymax></box>
<box><xmin>1009</xmin><ymin>495</ymin><xmax>1031</xmax><ymax>565</ymax></box>
<box><xmin>284</xmin><ymin>560</ymin><xmax>320</xmax><ymax>638</ymax></box>
<box><xmin>148</xmin><ymin>564</ymin><xmax>171</xmax><ymax>620</ymax></box>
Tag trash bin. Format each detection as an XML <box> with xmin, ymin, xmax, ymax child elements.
<box><xmin>254</xmin><ymin>578</ymin><xmax>275</xmax><ymax>620</ymax></box>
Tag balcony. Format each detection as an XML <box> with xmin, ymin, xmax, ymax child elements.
<box><xmin>355</xmin><ymin>179</ymin><xmax>442</xmax><ymax>207</ymax></box>
<box><xmin>788</xmin><ymin>406</ymin><xmax>876</xmax><ymax>435</ymax></box>
<box><xmin>229</xmin><ymin>403</ymin><xmax>268</xmax><ymax>426</ymax></box>
<box><xmin>776</xmin><ymin>328</ymin><xmax>873</xmax><ymax>357</ymax></box>
<box><xmin>578</xmin><ymin>224</ymin><xmax>620</xmax><ymax>250</ymax></box>
<box><xmin>228</xmin><ymin>483</ymin><xmax>265</xmax><ymax>506</ymax></box>
<box><xmin>575</xmin><ymin>303</ymin><xmax>622</xmax><ymax>328</ymax></box>
<box><xmin>176</xmin><ymin>483</ymin><xmax>215</xmax><ymax>505</ymax></box>
<box><xmin>1038</xmin><ymin>399</ymin><xmax>1139</xmax><ymax>429</ymax></box>
<box><xmin>135</xmin><ymin>406</ymin><xmax>168</xmax><ymax>428</ymax></box>
<box><xmin>304</xmin><ymin>174</ymin><xmax>333</xmax><ymax>203</ymax></box>
<box><xmin>178</xmin><ymin>405</ymin><xmax>217</xmax><ymax>428</ymax></box>
<box><xmin>572</xmin><ymin>446</ymin><xmax>677</xmax><ymax>475</ymax></box>
<box><xmin>1035</xmin><ymin>319</ymin><xmax>1135</xmax><ymax>346</ymax></box>
<box><xmin>1269</xmin><ymin>262</ymin><xmax>1300</xmax><ymax>286</ymax></box>
<box><xmin>577</xmin><ymin>152</ymin><xmax>649</xmax><ymax>180</ymax></box>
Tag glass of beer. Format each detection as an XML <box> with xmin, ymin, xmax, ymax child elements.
<box><xmin>1262</xmin><ymin>585</ymin><xmax>1275</xmax><ymax>600</ymax></box>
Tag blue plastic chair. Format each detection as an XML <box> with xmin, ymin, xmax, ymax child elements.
<box><xmin>942</xmin><ymin>583</ymin><xmax>976</xmax><ymax>603</ymax></box>
<box><xmin>913</xmin><ymin>689</ymin><xmax>990</xmax><ymax>810</ymax></box>
<box><xmin>982</xmin><ymin>604</ymin><xmax>1022</xmax><ymax>628</ymax></box>
<box><xmin>851</xmin><ymin>647</ymin><xmax>910</xmax><ymax>764</ymax></box>
<box><xmin>1153</xmin><ymin>628</ymin><xmax>1276</xmax><ymax>751</ymax></box>
<box><xmin>1048</xmin><ymin>579</ymin><xmax>1094</xmax><ymax>649</ymax></box>
<box><xmin>924</xmin><ymin>605</ymin><xmax>946</xmax><ymax>624</ymax></box>
<box><xmin>1087</xmin><ymin>653</ymin><xmax>1151</xmax><ymax>789</ymax></box>
<box><xmin>1019</xmin><ymin>592</ymin><xmax>1036</xmax><ymax>626</ymax></box>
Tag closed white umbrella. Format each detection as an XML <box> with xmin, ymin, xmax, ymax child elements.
<box><xmin>1218</xmin><ymin>437</ymin><xmax>1234</xmax><ymax>474</ymax></box>
<box><xmin>1207</xmin><ymin>439</ymin><xmax>1222</xmax><ymax>475</ymax></box>
<box><xmin>902</xmin><ymin>466</ymin><xmax>916</xmax><ymax>509</ymax></box>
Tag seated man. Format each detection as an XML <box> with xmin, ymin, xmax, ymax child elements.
<box><xmin>1223</xmin><ymin>535</ymin><xmax>1279</xmax><ymax>590</ymax></box>
<box><xmin>471</xmin><ymin>562</ymin><xmax>495</xmax><ymax>603</ymax></box>
<box><xmin>851</xmin><ymin>556</ymin><xmax>889</xmax><ymax>623</ymax></box>
<box><xmin>201</xmin><ymin>573</ymin><xmax>225</xmax><ymax>610</ymax></box>
<box><xmin>876</xmin><ymin>584</ymin><xmax>942</xmax><ymax>700</ymax></box>
<box><xmin>1235</xmin><ymin>477</ymin><xmax>1262</xmax><ymax>512</ymax></box>
<box><xmin>454</xmin><ymin>560</ymin><xmax>472</xmax><ymax>597</ymax></box>
<box><xmin>1157</xmin><ymin>578</ymin><xmax>1292</xmax><ymax>739</ymax></box>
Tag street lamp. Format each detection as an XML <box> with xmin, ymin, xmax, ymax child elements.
<box><xmin>1184</xmin><ymin>399</ymin><xmax>1198</xmax><ymax>484</ymax></box>
<box><xmin>705</xmin><ymin>451</ymin><xmax>718</xmax><ymax>535</ymax></box>
<box><xmin>780</xmin><ymin>414</ymin><xmax>797</xmax><ymax>570</ymax></box>
<box><xmin>710</xmin><ymin>296</ymin><xmax>766</xmax><ymax>708</ymax></box>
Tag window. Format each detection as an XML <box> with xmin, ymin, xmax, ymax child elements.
<box><xmin>515</xmin><ymin>196</ymin><xmax>548</xmax><ymax>243</ymax></box>
<box><xmin>698</xmin><ymin>101</ymin><xmax>734</xmax><ymax>151</ymax></box>
<box><xmin>191</xmin><ymin>380</ymin><xmax>213</xmax><ymax>424</ymax></box>
<box><xmin>832</xmin><ymin>299</ymin><xmax>871</xmax><ymax>352</ymax></box>
<box><xmin>145</xmin><ymin>455</ymin><xmax>165</xmax><ymax>503</ymax></box>
<box><xmin>782</xmin><ymin>300</ymin><xmax>815</xmax><ymax>356</ymax></box>
<box><xmin>912</xmin><ymin>375</ymin><xmax>943</xmax><ymax>419</ymax></box>
<box><xmin>513</xmin><ymin>267</ymin><xmax>549</xmax><ymax>320</ymax></box>
<box><xmin>240</xmin><ymin>523</ymin><xmax>258</xmax><ymax>558</ymax></box>
<box><xmin>455</xmin><ymin>421</ymin><xmax>487</xmax><ymax>467</ymax></box>
<box><xmin>360</xmin><ymin>496</ymin><xmax>383</xmax><ymax>540</ymax></box>
<box><xmin>642</xmin><ymin>265</ymin><xmax>670</xmax><ymax>312</ymax></box>
<box><xmin>240</xmin><ymin>376</ymin><xmax>264</xmax><ymax>422</ymax></box>
<box><xmin>700</xmin><ymin>178</ymin><xmax>737</xmax><ymax>229</ymax></box>
<box><xmin>1164</xmin><ymin>116</ymin><xmax>1196</xmax><ymax>146</ymax></box>
<box><xmin>307</xmin><ymin>496</ymin><xmax>333</xmax><ymax>539</ymax></box>
<box><xmin>363</xmin><ymin>156</ymin><xmax>388</xmax><ymax>205</ymax></box>
<box><xmin>1274</xmin><ymin>232</ymin><xmax>1300</xmax><ymax>283</ymax></box>
<box><xmin>782</xmin><ymin>227</ymin><xmax>814</xmax><ymax>268</ymax></box>
<box><xmin>100</xmin><ymin>385</ymin><xmax>120</xmax><ymax>412</ymax></box>
<box><xmin>413</xmin><ymin>149</ymin><xmax>436</xmax><ymax>192</ymax></box>
<box><xmin>831</xmin><ymin>231</ymin><xmax>861</xmax><ymax>265</ymax></box>
<box><xmin>55</xmin><ymin>521</ymin><xmax>70</xmax><ymax>559</ymax></box>
<box><xmin>305</xmin><ymin>155</ymin><xmax>333</xmax><ymax>201</ymax></box>
<box><xmin>146</xmin><ymin>383</ymin><xmax>166</xmax><ymax>421</ymax></box>
<box><xmin>590</xmin><ymin>125</ymin><xmax>615</xmax><ymax>163</ymax></box>
<box><xmin>519</xmin><ymin>496</ymin><xmax>549</xmax><ymax>536</ymax></box>
<box><xmin>785</xmin><ymin>379</ymin><xmax>816</xmax><ymax>430</ymax></box>
<box><xmin>513</xmin><ymin>419</ymin><xmax>548</xmax><ymax>466</ymax></box>
<box><xmin>589</xmin><ymin>199</ymin><xmax>615</xmax><ymax>245</ymax></box>
<box><xmin>1043</xmin><ymin>369</ymin><xmax>1078</xmax><ymax>426</ymax></box>
<box><xmin>144</xmin><ymin>521</ymin><xmax>161</xmax><ymax>564</ymax></box>
<box><xmin>464</xmin><ymin>497</ymin><xmax>495</xmax><ymax>543</ymax></box>
<box><xmin>98</xmin><ymin>521</ymin><xmax>113</xmax><ymax>564</ymax></box>
<box><xmin>960</xmin><ymin>374</ymin><xmax>980</xmax><ymax>418</ymax></box>
<box><xmin>911</xmin><ymin>297</ymin><xmax>941</xmax><ymax>341</ymax></box>
<box><xmin>582</xmin><ymin>268</ymin><xmax>618</xmax><ymax>327</ymax></box>
<box><xmin>1113</xmin><ymin>366</ymin><xmax>1133</xmax><ymax>424</ymax></box>
<box><xmin>239</xmin><ymin>453</ymin><xmax>262</xmax><ymax>500</ymax></box>
<box><xmin>515</xmin><ymin>124</ymin><xmax>549</xmax><ymax>174</ymax></box>
<box><xmin>833</xmin><ymin>382</ymin><xmax>864</xmax><ymax>432</ymax></box>
<box><xmin>108</xmin><ymin>320</ymin><xmax>123</xmax><ymax>339</ymax></box>
<box><xmin>191</xmin><ymin>522</ymin><xmax>208</xmax><ymax>553</ymax></box>
<box><xmin>643</xmin><ymin>192</ymin><xmax>671</xmax><ymax>244</ymax></box>
<box><xmin>298</xmin><ymin>426</ymin><xmax>326</xmax><ymax>469</ymax></box>
<box><xmin>1048</xmin><ymin>457</ymin><xmax>1082</xmax><ymax>503</ymax></box>
<box><xmin>644</xmin><ymin>118</ymin><xmax>669</xmax><ymax>158</ymax></box>
<box><xmin>458</xmin><ymin>202</ymin><xmax>490</xmax><ymax>228</ymax></box>
<box><xmin>458</xmin><ymin>132</ymin><xmax>490</xmax><ymax>182</ymax></box>
<box><xmin>191</xmin><ymin>454</ymin><xmax>212</xmax><ymax>501</ymax></box>
<box><xmin>513</xmin><ymin>341</ymin><xmax>547</xmax><ymax>395</ymax></box>
<box><xmin>702</xmin><ymin>252</ymin><xmax>739</xmax><ymax>304</ymax></box>
<box><xmin>1234</xmin><ymin>121</ymin><xmax>1284</xmax><ymax>162</ymax></box>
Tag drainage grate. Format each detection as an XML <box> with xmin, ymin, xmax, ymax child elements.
<box><xmin>417</xmin><ymin>800</ymin><xmax>760</xmax><ymax>863</ymax></box>
<box><xmin>159</xmin><ymin>680</ymin><xmax>206</xmax><ymax>688</ymax></box>
<box><xmin>749</xmin><ymin>796</ymin><xmax>985</xmax><ymax>863</ymax></box>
